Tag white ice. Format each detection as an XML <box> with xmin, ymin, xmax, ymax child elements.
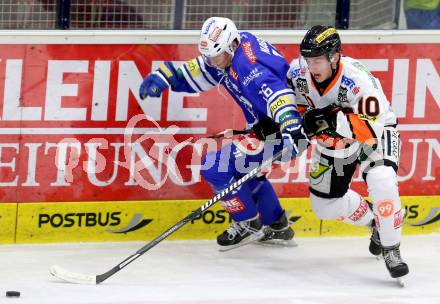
<box><xmin>1</xmin><ymin>235</ymin><xmax>440</xmax><ymax>304</ymax></box>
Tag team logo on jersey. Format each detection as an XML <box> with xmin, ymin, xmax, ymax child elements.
<box><xmin>290</xmin><ymin>68</ymin><xmax>300</xmax><ymax>79</ymax></box>
<box><xmin>337</xmin><ymin>86</ymin><xmax>348</xmax><ymax>104</ymax></box>
<box><xmin>242</xmin><ymin>67</ymin><xmax>263</xmax><ymax>86</ymax></box>
<box><xmin>209</xmin><ymin>27</ymin><xmax>222</xmax><ymax>42</ymax></box>
<box><xmin>340</xmin><ymin>75</ymin><xmax>360</xmax><ymax>94</ymax></box>
<box><xmin>229</xmin><ymin>66</ymin><xmax>238</xmax><ymax>80</ymax></box>
<box><xmin>341</xmin><ymin>75</ymin><xmax>356</xmax><ymax>90</ymax></box>
<box><xmin>296</xmin><ymin>78</ymin><xmax>309</xmax><ymax>93</ymax></box>
<box><xmin>242</xmin><ymin>41</ymin><xmax>257</xmax><ymax>64</ymax></box>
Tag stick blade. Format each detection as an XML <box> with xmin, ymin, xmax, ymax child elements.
<box><xmin>50</xmin><ymin>265</ymin><xmax>97</xmax><ymax>285</ymax></box>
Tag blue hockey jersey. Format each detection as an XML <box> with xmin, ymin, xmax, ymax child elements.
<box><xmin>171</xmin><ymin>32</ymin><xmax>297</xmax><ymax>128</ymax></box>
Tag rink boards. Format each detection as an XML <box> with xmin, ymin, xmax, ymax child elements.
<box><xmin>0</xmin><ymin>31</ymin><xmax>438</xmax><ymax>244</ymax></box>
<box><xmin>1</xmin><ymin>196</ymin><xmax>439</xmax><ymax>244</ymax></box>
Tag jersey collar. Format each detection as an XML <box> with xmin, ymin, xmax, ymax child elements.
<box><xmin>309</xmin><ymin>62</ymin><xmax>344</xmax><ymax>96</ymax></box>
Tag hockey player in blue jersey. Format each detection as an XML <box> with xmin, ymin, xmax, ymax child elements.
<box><xmin>139</xmin><ymin>17</ymin><xmax>308</xmax><ymax>248</ymax></box>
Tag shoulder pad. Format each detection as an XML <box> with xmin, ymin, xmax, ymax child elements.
<box><xmin>287</xmin><ymin>59</ymin><xmax>302</xmax><ymax>80</ymax></box>
<box><xmin>342</xmin><ymin>57</ymin><xmax>380</xmax><ymax>90</ymax></box>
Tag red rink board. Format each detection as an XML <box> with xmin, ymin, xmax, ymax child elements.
<box><xmin>0</xmin><ymin>43</ymin><xmax>438</xmax><ymax>202</ymax></box>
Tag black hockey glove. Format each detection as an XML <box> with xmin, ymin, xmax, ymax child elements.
<box><xmin>302</xmin><ymin>104</ymin><xmax>342</xmax><ymax>137</ymax></box>
<box><xmin>252</xmin><ymin>116</ymin><xmax>281</xmax><ymax>140</ymax></box>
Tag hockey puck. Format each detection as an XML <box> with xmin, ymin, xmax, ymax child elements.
<box><xmin>6</xmin><ymin>291</ymin><xmax>20</xmax><ymax>297</ymax></box>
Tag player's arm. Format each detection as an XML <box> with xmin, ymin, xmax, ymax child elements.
<box><xmin>286</xmin><ymin>64</ymin><xmax>310</xmax><ymax>116</ymax></box>
<box><xmin>242</xmin><ymin>64</ymin><xmax>308</xmax><ymax>156</ymax></box>
<box><xmin>139</xmin><ymin>56</ymin><xmax>221</xmax><ymax>99</ymax></box>
<box><xmin>303</xmin><ymin>88</ymin><xmax>386</xmax><ymax>147</ymax></box>
<box><xmin>336</xmin><ymin>81</ymin><xmax>388</xmax><ymax>146</ymax></box>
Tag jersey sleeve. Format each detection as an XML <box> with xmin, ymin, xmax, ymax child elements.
<box><xmin>238</xmin><ymin>61</ymin><xmax>297</xmax><ymax>125</ymax></box>
<box><xmin>335</xmin><ymin>73</ymin><xmax>388</xmax><ymax>146</ymax></box>
<box><xmin>286</xmin><ymin>62</ymin><xmax>310</xmax><ymax>116</ymax></box>
<box><xmin>172</xmin><ymin>56</ymin><xmax>222</xmax><ymax>93</ymax></box>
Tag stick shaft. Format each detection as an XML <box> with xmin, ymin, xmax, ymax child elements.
<box><xmin>207</xmin><ymin>129</ymin><xmax>250</xmax><ymax>139</ymax></box>
<box><xmin>95</xmin><ymin>147</ymin><xmax>288</xmax><ymax>284</ymax></box>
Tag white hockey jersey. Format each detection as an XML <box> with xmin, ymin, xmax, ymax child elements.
<box><xmin>287</xmin><ymin>56</ymin><xmax>397</xmax><ymax>149</ymax></box>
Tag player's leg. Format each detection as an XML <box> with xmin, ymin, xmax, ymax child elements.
<box><xmin>201</xmin><ymin>144</ymin><xmax>262</xmax><ymax>246</ymax></box>
<box><xmin>248</xmin><ymin>176</ymin><xmax>295</xmax><ymax>244</ymax></box>
<box><xmin>366</xmin><ymin>166</ymin><xmax>408</xmax><ymax>278</ymax></box>
<box><xmin>237</xmin><ymin>134</ymin><xmax>296</xmax><ymax>243</ymax></box>
<box><xmin>310</xmin><ymin>190</ymin><xmax>372</xmax><ymax>226</ymax></box>
<box><xmin>201</xmin><ymin>132</ymin><xmax>296</xmax><ymax>246</ymax></box>
<box><xmin>247</xmin><ymin>176</ymin><xmax>283</xmax><ymax>225</ymax></box>
<box><xmin>309</xmin><ymin>147</ymin><xmax>375</xmax><ymax>244</ymax></box>
<box><xmin>362</xmin><ymin>126</ymin><xmax>408</xmax><ymax>279</ymax></box>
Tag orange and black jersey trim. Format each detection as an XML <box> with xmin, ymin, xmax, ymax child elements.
<box><xmin>346</xmin><ymin>113</ymin><xmax>377</xmax><ymax>146</ymax></box>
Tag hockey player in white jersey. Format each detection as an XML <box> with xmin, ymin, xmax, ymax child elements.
<box><xmin>287</xmin><ymin>25</ymin><xmax>409</xmax><ymax>281</ymax></box>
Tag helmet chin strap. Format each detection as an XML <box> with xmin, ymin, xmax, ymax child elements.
<box><xmin>222</xmin><ymin>40</ymin><xmax>239</xmax><ymax>69</ymax></box>
<box><xmin>226</xmin><ymin>45</ymin><xmax>234</xmax><ymax>56</ymax></box>
<box><xmin>328</xmin><ymin>54</ymin><xmax>340</xmax><ymax>76</ymax></box>
<box><xmin>227</xmin><ymin>39</ymin><xmax>239</xmax><ymax>56</ymax></box>
<box><xmin>331</xmin><ymin>63</ymin><xmax>339</xmax><ymax>76</ymax></box>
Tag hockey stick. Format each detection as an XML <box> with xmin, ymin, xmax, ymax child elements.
<box><xmin>188</xmin><ymin>129</ymin><xmax>250</xmax><ymax>144</ymax></box>
<box><xmin>50</xmin><ymin>146</ymin><xmax>290</xmax><ymax>285</ymax></box>
<box><xmin>207</xmin><ymin>129</ymin><xmax>250</xmax><ymax>139</ymax></box>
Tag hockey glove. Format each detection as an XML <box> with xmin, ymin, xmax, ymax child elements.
<box><xmin>279</xmin><ymin>110</ymin><xmax>309</xmax><ymax>158</ymax></box>
<box><xmin>139</xmin><ymin>62</ymin><xmax>180</xmax><ymax>99</ymax></box>
<box><xmin>252</xmin><ymin>116</ymin><xmax>281</xmax><ymax>140</ymax></box>
<box><xmin>302</xmin><ymin>104</ymin><xmax>342</xmax><ymax>137</ymax></box>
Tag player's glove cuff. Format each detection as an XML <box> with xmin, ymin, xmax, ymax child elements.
<box><xmin>282</xmin><ymin>124</ymin><xmax>309</xmax><ymax>155</ymax></box>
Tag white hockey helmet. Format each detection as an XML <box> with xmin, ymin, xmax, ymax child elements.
<box><xmin>198</xmin><ymin>17</ymin><xmax>240</xmax><ymax>58</ymax></box>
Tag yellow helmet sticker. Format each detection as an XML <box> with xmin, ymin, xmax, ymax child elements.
<box><xmin>315</xmin><ymin>28</ymin><xmax>337</xmax><ymax>44</ymax></box>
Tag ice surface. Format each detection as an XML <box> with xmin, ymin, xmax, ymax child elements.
<box><xmin>1</xmin><ymin>235</ymin><xmax>439</xmax><ymax>304</ymax></box>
